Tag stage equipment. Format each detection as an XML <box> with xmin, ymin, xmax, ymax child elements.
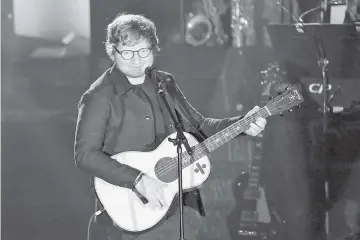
<box><xmin>185</xmin><ymin>0</ymin><xmax>228</xmax><ymax>46</ymax></box>
<box><xmin>268</xmin><ymin>22</ymin><xmax>360</xmax><ymax>239</ymax></box>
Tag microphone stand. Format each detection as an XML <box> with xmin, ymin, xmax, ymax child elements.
<box><xmin>155</xmin><ymin>77</ymin><xmax>193</xmax><ymax>240</ymax></box>
<box><xmin>315</xmin><ymin>35</ymin><xmax>331</xmax><ymax>240</ymax></box>
<box><xmin>316</xmin><ymin>2</ymin><xmax>332</xmax><ymax>237</ymax></box>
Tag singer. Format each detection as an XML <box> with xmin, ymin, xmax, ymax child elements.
<box><xmin>74</xmin><ymin>13</ymin><xmax>266</xmax><ymax>240</ymax></box>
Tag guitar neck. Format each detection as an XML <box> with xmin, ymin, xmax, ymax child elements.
<box><xmin>183</xmin><ymin>107</ymin><xmax>271</xmax><ymax>167</ymax></box>
<box><xmin>204</xmin><ymin>107</ymin><xmax>270</xmax><ymax>152</ymax></box>
<box><xmin>182</xmin><ymin>85</ymin><xmax>304</xmax><ymax>168</ymax></box>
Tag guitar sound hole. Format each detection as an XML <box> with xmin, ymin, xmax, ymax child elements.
<box><xmin>154</xmin><ymin>157</ymin><xmax>178</xmax><ymax>183</ymax></box>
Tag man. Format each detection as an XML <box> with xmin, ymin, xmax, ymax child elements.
<box><xmin>74</xmin><ymin>13</ymin><xmax>266</xmax><ymax>240</ymax></box>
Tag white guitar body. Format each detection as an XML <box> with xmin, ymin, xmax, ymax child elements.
<box><xmin>94</xmin><ymin>132</ymin><xmax>211</xmax><ymax>232</ymax></box>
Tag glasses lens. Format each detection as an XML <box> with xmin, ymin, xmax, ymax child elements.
<box><xmin>121</xmin><ymin>50</ymin><xmax>133</xmax><ymax>60</ymax></box>
<box><xmin>138</xmin><ymin>48</ymin><xmax>151</xmax><ymax>58</ymax></box>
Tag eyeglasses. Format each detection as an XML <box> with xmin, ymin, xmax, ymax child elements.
<box><xmin>113</xmin><ymin>46</ymin><xmax>152</xmax><ymax>60</ymax></box>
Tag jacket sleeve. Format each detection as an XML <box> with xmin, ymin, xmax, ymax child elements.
<box><xmin>170</xmin><ymin>80</ymin><xmax>244</xmax><ymax>138</ymax></box>
<box><xmin>74</xmin><ymin>91</ymin><xmax>141</xmax><ymax>188</ymax></box>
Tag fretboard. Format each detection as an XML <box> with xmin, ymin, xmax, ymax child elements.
<box><xmin>180</xmin><ymin>107</ymin><xmax>271</xmax><ymax>167</ymax></box>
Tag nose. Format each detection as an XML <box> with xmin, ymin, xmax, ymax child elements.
<box><xmin>132</xmin><ymin>53</ymin><xmax>141</xmax><ymax>64</ymax></box>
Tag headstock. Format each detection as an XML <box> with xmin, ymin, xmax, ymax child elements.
<box><xmin>265</xmin><ymin>86</ymin><xmax>304</xmax><ymax>116</ymax></box>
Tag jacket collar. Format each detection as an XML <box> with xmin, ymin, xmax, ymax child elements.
<box><xmin>107</xmin><ymin>62</ymin><xmax>158</xmax><ymax>96</ymax></box>
<box><xmin>107</xmin><ymin>63</ymin><xmax>133</xmax><ymax>95</ymax></box>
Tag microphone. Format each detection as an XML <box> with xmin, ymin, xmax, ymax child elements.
<box><xmin>276</xmin><ymin>1</ymin><xmax>303</xmax><ymax>24</ymax></box>
<box><xmin>145</xmin><ymin>67</ymin><xmax>173</xmax><ymax>84</ymax></box>
<box><xmin>276</xmin><ymin>2</ymin><xmax>305</xmax><ymax>33</ymax></box>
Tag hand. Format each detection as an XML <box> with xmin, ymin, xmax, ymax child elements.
<box><xmin>134</xmin><ymin>174</ymin><xmax>166</xmax><ymax>209</ymax></box>
<box><xmin>244</xmin><ymin>106</ymin><xmax>267</xmax><ymax>136</ymax></box>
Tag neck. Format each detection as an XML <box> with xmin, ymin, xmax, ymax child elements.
<box><xmin>127</xmin><ymin>75</ymin><xmax>146</xmax><ymax>85</ymax></box>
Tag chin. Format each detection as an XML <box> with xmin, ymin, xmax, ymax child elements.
<box><xmin>118</xmin><ymin>63</ymin><xmax>152</xmax><ymax>78</ymax></box>
<box><xmin>126</xmin><ymin>72</ymin><xmax>145</xmax><ymax>78</ymax></box>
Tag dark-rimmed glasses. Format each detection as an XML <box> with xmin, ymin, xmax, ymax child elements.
<box><xmin>113</xmin><ymin>46</ymin><xmax>151</xmax><ymax>60</ymax></box>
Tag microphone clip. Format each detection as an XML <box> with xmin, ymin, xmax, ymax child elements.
<box><xmin>145</xmin><ymin>67</ymin><xmax>172</xmax><ymax>95</ymax></box>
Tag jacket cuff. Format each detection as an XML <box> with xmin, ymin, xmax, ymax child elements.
<box><xmin>132</xmin><ymin>172</ymin><xmax>145</xmax><ymax>189</ymax></box>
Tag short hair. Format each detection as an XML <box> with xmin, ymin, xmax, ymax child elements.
<box><xmin>105</xmin><ymin>13</ymin><xmax>160</xmax><ymax>58</ymax></box>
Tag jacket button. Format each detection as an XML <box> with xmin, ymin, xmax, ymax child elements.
<box><xmin>145</xmin><ymin>115</ymin><xmax>150</xmax><ymax>120</ymax></box>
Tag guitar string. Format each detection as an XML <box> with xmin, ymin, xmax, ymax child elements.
<box><xmin>155</xmin><ymin>102</ymin><xmax>283</xmax><ymax>176</ymax></box>
<box><xmin>155</xmin><ymin>106</ymin><xmax>274</xmax><ymax>176</ymax></box>
<box><xmin>155</xmin><ymin>96</ymin><xmax>297</xmax><ymax>176</ymax></box>
<box><xmin>155</xmin><ymin>109</ymin><xmax>268</xmax><ymax>176</ymax></box>
<box><xmin>154</xmin><ymin>98</ymin><xmax>289</xmax><ymax>176</ymax></box>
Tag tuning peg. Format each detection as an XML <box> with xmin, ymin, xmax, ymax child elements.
<box><xmin>285</xmin><ymin>87</ymin><xmax>289</xmax><ymax>91</ymax></box>
<box><xmin>269</xmin><ymin>96</ymin><xmax>274</xmax><ymax>100</ymax></box>
<box><xmin>288</xmin><ymin>109</ymin><xmax>293</xmax><ymax>112</ymax></box>
<box><xmin>277</xmin><ymin>91</ymin><xmax>282</xmax><ymax>95</ymax></box>
<box><xmin>280</xmin><ymin>112</ymin><xmax>284</xmax><ymax>117</ymax></box>
<box><xmin>296</xmin><ymin>104</ymin><xmax>302</xmax><ymax>108</ymax></box>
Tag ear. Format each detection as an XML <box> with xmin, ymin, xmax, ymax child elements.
<box><xmin>109</xmin><ymin>45</ymin><xmax>116</xmax><ymax>61</ymax></box>
<box><xmin>109</xmin><ymin>53</ymin><xmax>115</xmax><ymax>62</ymax></box>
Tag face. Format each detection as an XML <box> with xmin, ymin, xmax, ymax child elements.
<box><xmin>112</xmin><ymin>37</ymin><xmax>154</xmax><ymax>78</ymax></box>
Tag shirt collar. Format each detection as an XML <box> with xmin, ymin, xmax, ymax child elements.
<box><xmin>107</xmin><ymin>62</ymin><xmax>157</xmax><ymax>95</ymax></box>
<box><xmin>107</xmin><ymin>63</ymin><xmax>133</xmax><ymax>95</ymax></box>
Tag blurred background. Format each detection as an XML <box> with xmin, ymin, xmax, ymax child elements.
<box><xmin>2</xmin><ymin>0</ymin><xmax>360</xmax><ymax>240</ymax></box>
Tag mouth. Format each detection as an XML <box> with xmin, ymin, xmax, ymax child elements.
<box><xmin>128</xmin><ymin>64</ymin><xmax>143</xmax><ymax>68</ymax></box>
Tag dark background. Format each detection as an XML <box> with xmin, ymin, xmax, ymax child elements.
<box><xmin>2</xmin><ymin>0</ymin><xmax>360</xmax><ymax>240</ymax></box>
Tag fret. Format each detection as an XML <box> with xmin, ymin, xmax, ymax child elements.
<box><xmin>180</xmin><ymin>106</ymin><xmax>271</xmax><ymax>171</ymax></box>
<box><xmin>219</xmin><ymin>132</ymin><xmax>226</xmax><ymax>144</ymax></box>
<box><xmin>173</xmin><ymin>85</ymin><xmax>304</xmax><ymax>174</ymax></box>
<box><xmin>223</xmin><ymin>129</ymin><xmax>232</xmax><ymax>141</ymax></box>
<box><xmin>204</xmin><ymin>141</ymin><xmax>213</xmax><ymax>151</ymax></box>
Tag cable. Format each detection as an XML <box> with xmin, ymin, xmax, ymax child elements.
<box><xmin>276</xmin><ymin>1</ymin><xmax>303</xmax><ymax>23</ymax></box>
<box><xmin>87</xmin><ymin>209</ymin><xmax>105</xmax><ymax>240</ymax></box>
